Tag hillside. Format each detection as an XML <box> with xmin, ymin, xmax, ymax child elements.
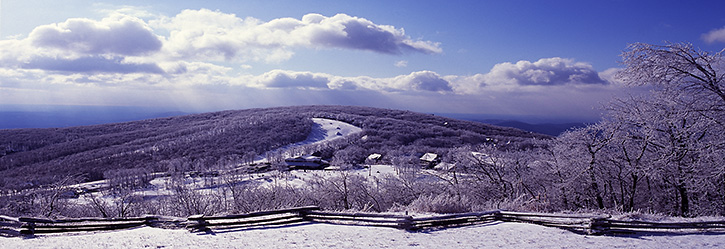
<box><xmin>0</xmin><ymin>105</ymin><xmax>547</xmax><ymax>191</ymax></box>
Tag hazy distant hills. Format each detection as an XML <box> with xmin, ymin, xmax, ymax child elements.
<box><xmin>0</xmin><ymin>105</ymin><xmax>187</xmax><ymax>129</ymax></box>
<box><xmin>0</xmin><ymin>106</ymin><xmax>548</xmax><ymax>190</ymax></box>
<box><xmin>435</xmin><ymin>113</ymin><xmax>591</xmax><ymax>136</ymax></box>
<box><xmin>475</xmin><ymin>120</ymin><xmax>587</xmax><ymax>136</ymax></box>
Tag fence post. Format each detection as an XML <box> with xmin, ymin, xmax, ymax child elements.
<box><xmin>18</xmin><ymin>217</ymin><xmax>36</xmax><ymax>236</ymax></box>
<box><xmin>187</xmin><ymin>214</ymin><xmax>210</xmax><ymax>233</ymax></box>
<box><xmin>398</xmin><ymin>216</ymin><xmax>415</xmax><ymax>231</ymax></box>
<box><xmin>298</xmin><ymin>208</ymin><xmax>311</xmax><ymax>222</ymax></box>
<box><xmin>588</xmin><ymin>217</ymin><xmax>609</xmax><ymax>235</ymax></box>
<box><xmin>143</xmin><ymin>215</ymin><xmax>159</xmax><ymax>228</ymax></box>
<box><xmin>493</xmin><ymin>210</ymin><xmax>503</xmax><ymax>222</ymax></box>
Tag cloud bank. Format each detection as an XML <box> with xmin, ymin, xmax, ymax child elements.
<box><xmin>0</xmin><ymin>9</ymin><xmax>441</xmax><ymax>74</ymax></box>
<box><xmin>156</xmin><ymin>10</ymin><xmax>441</xmax><ymax>62</ymax></box>
<box><xmin>0</xmin><ymin>8</ymin><xmax>619</xmax><ymax>121</ymax></box>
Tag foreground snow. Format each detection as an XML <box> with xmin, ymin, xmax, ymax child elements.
<box><xmin>3</xmin><ymin>222</ymin><xmax>724</xmax><ymax>248</ymax></box>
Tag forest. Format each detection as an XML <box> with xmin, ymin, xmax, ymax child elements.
<box><xmin>0</xmin><ymin>42</ymin><xmax>723</xmax><ymax>219</ymax></box>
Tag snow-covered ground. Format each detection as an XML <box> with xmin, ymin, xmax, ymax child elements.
<box><xmin>304</xmin><ymin>118</ymin><xmax>363</xmax><ymax>144</ymax></box>
<box><xmin>3</xmin><ymin>221</ymin><xmax>724</xmax><ymax>248</ymax></box>
<box><xmin>259</xmin><ymin>117</ymin><xmax>363</xmax><ymax>160</ymax></box>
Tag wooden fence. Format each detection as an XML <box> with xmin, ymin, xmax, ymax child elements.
<box><xmin>3</xmin><ymin>207</ymin><xmax>725</xmax><ymax>237</ymax></box>
<box><xmin>186</xmin><ymin>206</ymin><xmax>318</xmax><ymax>232</ymax></box>
<box><xmin>0</xmin><ymin>215</ymin><xmax>22</xmax><ymax>237</ymax></box>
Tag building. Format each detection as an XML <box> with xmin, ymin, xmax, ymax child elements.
<box><xmin>285</xmin><ymin>155</ymin><xmax>330</xmax><ymax>170</ymax></box>
<box><xmin>366</xmin><ymin>153</ymin><xmax>382</xmax><ymax>163</ymax></box>
<box><xmin>420</xmin><ymin>152</ymin><xmax>441</xmax><ymax>168</ymax></box>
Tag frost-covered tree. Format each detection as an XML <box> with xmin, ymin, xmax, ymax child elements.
<box><xmin>615</xmin><ymin>42</ymin><xmax>725</xmax><ymax>216</ymax></box>
<box><xmin>545</xmin><ymin>43</ymin><xmax>725</xmax><ymax>216</ymax></box>
<box><xmin>619</xmin><ymin>42</ymin><xmax>725</xmax><ymax>134</ymax></box>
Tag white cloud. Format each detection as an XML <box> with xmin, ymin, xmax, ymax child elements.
<box><xmin>155</xmin><ymin>10</ymin><xmax>442</xmax><ymax>63</ymax></box>
<box><xmin>395</xmin><ymin>60</ymin><xmax>408</xmax><ymax>67</ymax></box>
<box><xmin>447</xmin><ymin>57</ymin><xmax>607</xmax><ymax>94</ymax></box>
<box><xmin>29</xmin><ymin>14</ymin><xmax>162</xmax><ymax>56</ymax></box>
<box><xmin>702</xmin><ymin>26</ymin><xmax>725</xmax><ymax>43</ymax></box>
<box><xmin>252</xmin><ymin>70</ymin><xmax>332</xmax><ymax>89</ymax></box>
<box><xmin>484</xmin><ymin>57</ymin><xmax>605</xmax><ymax>86</ymax></box>
<box><xmin>390</xmin><ymin>71</ymin><xmax>452</xmax><ymax>92</ymax></box>
<box><xmin>228</xmin><ymin>70</ymin><xmax>451</xmax><ymax>93</ymax></box>
<box><xmin>0</xmin><ymin>9</ymin><xmax>441</xmax><ymax>75</ymax></box>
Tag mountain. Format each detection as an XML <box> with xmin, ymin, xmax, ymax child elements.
<box><xmin>0</xmin><ymin>105</ymin><xmax>548</xmax><ymax>191</ymax></box>
<box><xmin>477</xmin><ymin>120</ymin><xmax>588</xmax><ymax>136</ymax></box>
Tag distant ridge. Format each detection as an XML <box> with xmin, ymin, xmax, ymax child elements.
<box><xmin>475</xmin><ymin>120</ymin><xmax>587</xmax><ymax>136</ymax></box>
<box><xmin>434</xmin><ymin>113</ymin><xmax>591</xmax><ymax>136</ymax></box>
<box><xmin>0</xmin><ymin>105</ymin><xmax>187</xmax><ymax>129</ymax></box>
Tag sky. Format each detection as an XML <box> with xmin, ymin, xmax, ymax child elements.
<box><xmin>1</xmin><ymin>0</ymin><xmax>724</xmax><ymax>123</ymax></box>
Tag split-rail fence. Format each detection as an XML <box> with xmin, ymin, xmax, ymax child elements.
<box><xmin>2</xmin><ymin>206</ymin><xmax>725</xmax><ymax>237</ymax></box>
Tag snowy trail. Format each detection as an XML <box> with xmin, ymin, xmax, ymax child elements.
<box><xmin>254</xmin><ymin>117</ymin><xmax>362</xmax><ymax>162</ymax></box>
<box><xmin>3</xmin><ymin>222</ymin><xmax>724</xmax><ymax>248</ymax></box>
<box><xmin>279</xmin><ymin>117</ymin><xmax>362</xmax><ymax>149</ymax></box>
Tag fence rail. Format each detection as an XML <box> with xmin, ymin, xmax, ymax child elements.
<box><xmin>0</xmin><ymin>215</ymin><xmax>22</xmax><ymax>237</ymax></box>
<box><xmin>186</xmin><ymin>206</ymin><xmax>319</xmax><ymax>232</ymax></box>
<box><xmin>3</xmin><ymin>207</ymin><xmax>725</xmax><ymax>237</ymax></box>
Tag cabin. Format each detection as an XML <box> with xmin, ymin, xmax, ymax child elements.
<box><xmin>366</xmin><ymin>153</ymin><xmax>382</xmax><ymax>164</ymax></box>
<box><xmin>420</xmin><ymin>152</ymin><xmax>441</xmax><ymax>168</ymax></box>
<box><xmin>433</xmin><ymin>162</ymin><xmax>456</xmax><ymax>171</ymax></box>
<box><xmin>285</xmin><ymin>155</ymin><xmax>330</xmax><ymax>170</ymax></box>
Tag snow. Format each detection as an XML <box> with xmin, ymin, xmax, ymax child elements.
<box><xmin>306</xmin><ymin>118</ymin><xmax>362</xmax><ymax>143</ymax></box>
<box><xmin>3</xmin><ymin>221</ymin><xmax>724</xmax><ymax>248</ymax></box>
<box><xmin>271</xmin><ymin>118</ymin><xmax>361</xmax><ymax>152</ymax></box>
<box><xmin>254</xmin><ymin>117</ymin><xmax>363</xmax><ymax>163</ymax></box>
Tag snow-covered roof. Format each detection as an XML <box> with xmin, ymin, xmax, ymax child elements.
<box><xmin>367</xmin><ymin>153</ymin><xmax>382</xmax><ymax>160</ymax></box>
<box><xmin>434</xmin><ymin>162</ymin><xmax>456</xmax><ymax>171</ymax></box>
<box><xmin>420</xmin><ymin>153</ymin><xmax>439</xmax><ymax>162</ymax></box>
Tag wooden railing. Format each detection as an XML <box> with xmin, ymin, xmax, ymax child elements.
<box><xmin>186</xmin><ymin>206</ymin><xmax>318</xmax><ymax>232</ymax></box>
<box><xmin>0</xmin><ymin>215</ymin><xmax>22</xmax><ymax>237</ymax></box>
<box><xmin>302</xmin><ymin>209</ymin><xmax>413</xmax><ymax>229</ymax></box>
<box><xmin>3</xmin><ymin>207</ymin><xmax>725</xmax><ymax>237</ymax></box>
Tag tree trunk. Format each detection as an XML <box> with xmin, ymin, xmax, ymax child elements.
<box><xmin>677</xmin><ymin>181</ymin><xmax>690</xmax><ymax>217</ymax></box>
<box><xmin>588</xmin><ymin>168</ymin><xmax>604</xmax><ymax>209</ymax></box>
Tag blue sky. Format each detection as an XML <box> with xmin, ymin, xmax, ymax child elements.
<box><xmin>1</xmin><ymin>0</ymin><xmax>724</xmax><ymax>122</ymax></box>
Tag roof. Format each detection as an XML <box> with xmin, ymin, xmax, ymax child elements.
<box><xmin>367</xmin><ymin>153</ymin><xmax>382</xmax><ymax>160</ymax></box>
<box><xmin>420</xmin><ymin>153</ymin><xmax>439</xmax><ymax>162</ymax></box>
<box><xmin>434</xmin><ymin>162</ymin><xmax>456</xmax><ymax>171</ymax></box>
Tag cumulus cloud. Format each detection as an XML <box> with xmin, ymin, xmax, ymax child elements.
<box><xmin>253</xmin><ymin>70</ymin><xmax>332</xmax><ymax>89</ymax></box>
<box><xmin>702</xmin><ymin>26</ymin><xmax>725</xmax><ymax>43</ymax></box>
<box><xmin>29</xmin><ymin>14</ymin><xmax>162</xmax><ymax>56</ymax></box>
<box><xmin>483</xmin><ymin>57</ymin><xmax>605</xmax><ymax>86</ymax></box>
<box><xmin>231</xmin><ymin>70</ymin><xmax>451</xmax><ymax>93</ymax></box>
<box><xmin>0</xmin><ymin>13</ymin><xmax>164</xmax><ymax>75</ymax></box>
<box><xmin>391</xmin><ymin>71</ymin><xmax>452</xmax><ymax>92</ymax></box>
<box><xmin>301</xmin><ymin>13</ymin><xmax>441</xmax><ymax>54</ymax></box>
<box><xmin>0</xmin><ymin>9</ymin><xmax>440</xmax><ymax>75</ymax></box>
<box><xmin>157</xmin><ymin>10</ymin><xmax>441</xmax><ymax>62</ymax></box>
<box><xmin>447</xmin><ymin>57</ymin><xmax>608</xmax><ymax>94</ymax></box>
